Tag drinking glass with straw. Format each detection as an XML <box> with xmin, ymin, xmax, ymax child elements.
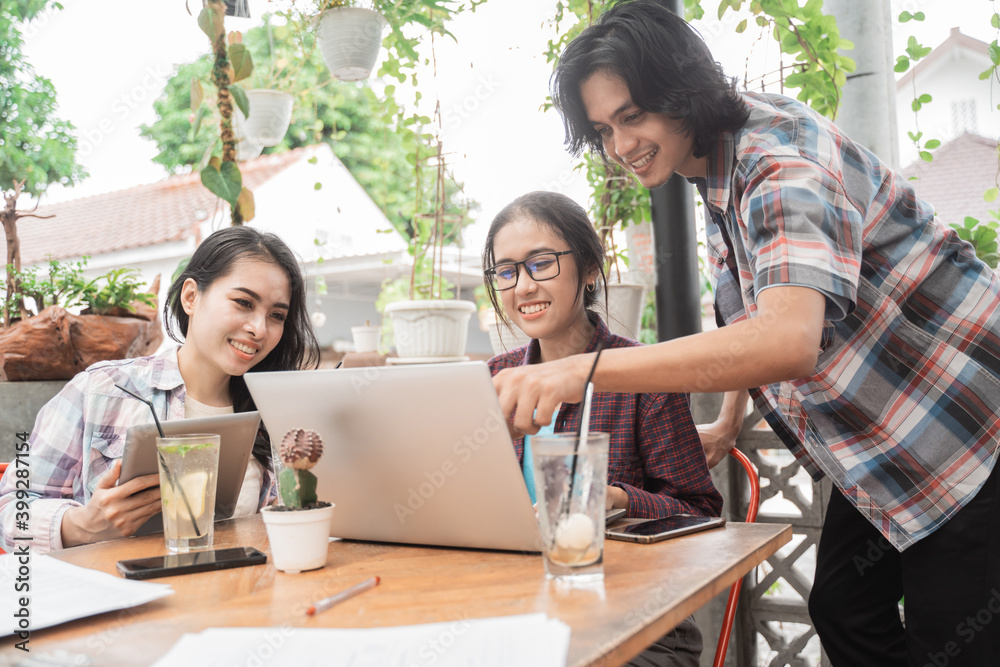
<box><xmin>115</xmin><ymin>384</ymin><xmax>204</xmax><ymax>541</ymax></box>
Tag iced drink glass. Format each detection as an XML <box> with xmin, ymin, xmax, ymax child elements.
<box><xmin>155</xmin><ymin>434</ymin><xmax>220</xmax><ymax>553</ymax></box>
<box><xmin>531</xmin><ymin>432</ymin><xmax>609</xmax><ymax>582</ymax></box>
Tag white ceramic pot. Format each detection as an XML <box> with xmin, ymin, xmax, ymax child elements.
<box><xmin>318</xmin><ymin>7</ymin><xmax>387</xmax><ymax>82</ymax></box>
<box><xmin>234</xmin><ymin>89</ymin><xmax>293</xmax><ymax>148</ymax></box>
<box><xmin>351</xmin><ymin>324</ymin><xmax>381</xmax><ymax>353</ymax></box>
<box><xmin>480</xmin><ymin>308</ymin><xmax>531</xmax><ymax>355</ymax></box>
<box><xmin>235</xmin><ymin>135</ymin><xmax>263</xmax><ymax>162</ymax></box>
<box><xmin>604</xmin><ymin>283</ymin><xmax>646</xmax><ymax>341</ymax></box>
<box><xmin>261</xmin><ymin>503</ymin><xmax>335</xmax><ymax>573</ymax></box>
<box><xmin>384</xmin><ymin>300</ymin><xmax>476</xmax><ymax>359</ymax></box>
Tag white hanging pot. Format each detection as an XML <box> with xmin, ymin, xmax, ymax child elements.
<box><xmin>235</xmin><ymin>135</ymin><xmax>263</xmax><ymax>161</ymax></box>
<box><xmin>384</xmin><ymin>300</ymin><xmax>476</xmax><ymax>359</ymax></box>
<box><xmin>318</xmin><ymin>7</ymin><xmax>387</xmax><ymax>82</ymax></box>
<box><xmin>234</xmin><ymin>89</ymin><xmax>293</xmax><ymax>148</ymax></box>
<box><xmin>604</xmin><ymin>283</ymin><xmax>646</xmax><ymax>341</ymax></box>
<box><xmin>261</xmin><ymin>503</ymin><xmax>334</xmax><ymax>573</ymax></box>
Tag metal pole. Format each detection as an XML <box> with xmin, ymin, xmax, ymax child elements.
<box><xmin>826</xmin><ymin>0</ymin><xmax>900</xmax><ymax>168</ymax></box>
<box><xmin>649</xmin><ymin>0</ymin><xmax>702</xmax><ymax>342</ymax></box>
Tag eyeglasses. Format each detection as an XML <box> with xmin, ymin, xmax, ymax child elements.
<box><xmin>485</xmin><ymin>251</ymin><xmax>573</xmax><ymax>291</ymax></box>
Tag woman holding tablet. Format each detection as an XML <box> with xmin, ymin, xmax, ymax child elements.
<box><xmin>483</xmin><ymin>191</ymin><xmax>721</xmax><ymax>667</ymax></box>
<box><xmin>0</xmin><ymin>226</ymin><xmax>319</xmax><ymax>552</ymax></box>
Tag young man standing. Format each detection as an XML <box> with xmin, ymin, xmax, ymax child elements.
<box><xmin>493</xmin><ymin>1</ymin><xmax>1000</xmax><ymax>664</ymax></box>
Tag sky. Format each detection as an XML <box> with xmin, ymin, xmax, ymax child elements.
<box><xmin>19</xmin><ymin>0</ymin><xmax>996</xmax><ymax>248</ymax></box>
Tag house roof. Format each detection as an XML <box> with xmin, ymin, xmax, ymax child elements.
<box><xmin>17</xmin><ymin>148</ymin><xmax>308</xmax><ymax>265</ymax></box>
<box><xmin>896</xmin><ymin>27</ymin><xmax>990</xmax><ymax>90</ymax></box>
<box><xmin>902</xmin><ymin>132</ymin><xmax>999</xmax><ymax>225</ymax></box>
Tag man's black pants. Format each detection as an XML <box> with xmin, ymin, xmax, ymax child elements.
<box><xmin>809</xmin><ymin>461</ymin><xmax>1000</xmax><ymax>666</ymax></box>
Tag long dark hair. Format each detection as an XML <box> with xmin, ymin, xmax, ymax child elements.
<box><xmin>164</xmin><ymin>226</ymin><xmax>320</xmax><ymax>472</ymax></box>
<box><xmin>482</xmin><ymin>191</ymin><xmax>608</xmax><ymax>333</ymax></box>
<box><xmin>551</xmin><ymin>0</ymin><xmax>749</xmax><ymax>159</ymax></box>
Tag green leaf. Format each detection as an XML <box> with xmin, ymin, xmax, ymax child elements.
<box><xmin>229</xmin><ymin>43</ymin><xmax>254</xmax><ymax>82</ymax></box>
<box><xmin>993</xmin><ymin>13</ymin><xmax>1000</xmax><ymax>30</ymax></box>
<box><xmin>912</xmin><ymin>12</ymin><xmax>925</xmax><ymax>21</ymax></box>
<box><xmin>229</xmin><ymin>84</ymin><xmax>249</xmax><ymax>119</ymax></box>
<box><xmin>894</xmin><ymin>56</ymin><xmax>910</xmax><ymax>73</ymax></box>
<box><xmin>200</xmin><ymin>160</ymin><xmax>243</xmax><ymax>208</ymax></box>
<box><xmin>990</xmin><ymin>41</ymin><xmax>1000</xmax><ymax>66</ymax></box>
<box><xmin>911</xmin><ymin>99</ymin><xmax>922</xmax><ymax>112</ymax></box>
<box><xmin>924</xmin><ymin>139</ymin><xmax>941</xmax><ymax>150</ymax></box>
<box><xmin>736</xmin><ymin>18</ymin><xmax>748</xmax><ymax>33</ymax></box>
<box><xmin>981</xmin><ymin>68</ymin><xmax>994</xmax><ymax>81</ymax></box>
<box><xmin>307</xmin><ymin>156</ymin><xmax>318</xmax><ymax>165</ymax></box>
<box><xmin>907</xmin><ymin>131</ymin><xmax>922</xmax><ymax>142</ymax></box>
<box><xmin>919</xmin><ymin>151</ymin><xmax>933</xmax><ymax>162</ymax></box>
<box><xmin>965</xmin><ymin>217</ymin><xmax>980</xmax><ymax>230</ymax></box>
<box><xmin>898</xmin><ymin>11</ymin><xmax>912</xmax><ymax>22</ymax></box>
<box><xmin>237</xmin><ymin>187</ymin><xmax>255</xmax><ymax>222</ymax></box>
<box><xmin>190</xmin><ymin>77</ymin><xmax>204</xmax><ymax>113</ymax></box>
<box><xmin>197</xmin><ymin>6</ymin><xmax>222</xmax><ymax>42</ymax></box>
<box><xmin>986</xmin><ymin>187</ymin><xmax>1000</xmax><ymax>203</ymax></box>
<box><xmin>314</xmin><ymin>182</ymin><xmax>322</xmax><ymax>190</ymax></box>
<box><xmin>918</xmin><ymin>93</ymin><xmax>932</xmax><ymax>104</ymax></box>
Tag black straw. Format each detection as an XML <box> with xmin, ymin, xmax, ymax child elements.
<box><xmin>563</xmin><ymin>342</ymin><xmax>604</xmax><ymax>520</ymax></box>
<box><xmin>115</xmin><ymin>384</ymin><xmax>202</xmax><ymax>538</ymax></box>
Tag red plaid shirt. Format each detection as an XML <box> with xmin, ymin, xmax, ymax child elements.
<box><xmin>488</xmin><ymin>316</ymin><xmax>722</xmax><ymax>519</ymax></box>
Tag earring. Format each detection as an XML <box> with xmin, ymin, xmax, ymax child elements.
<box><xmin>586</xmin><ymin>282</ymin><xmax>596</xmax><ymax>293</ymax></box>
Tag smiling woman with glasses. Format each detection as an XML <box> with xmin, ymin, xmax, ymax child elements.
<box><xmin>481</xmin><ymin>191</ymin><xmax>722</xmax><ymax>667</ymax></box>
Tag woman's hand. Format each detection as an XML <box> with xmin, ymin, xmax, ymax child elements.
<box><xmin>60</xmin><ymin>460</ymin><xmax>162</xmax><ymax>547</ymax></box>
<box><xmin>606</xmin><ymin>485</ymin><xmax>629</xmax><ymax>511</ymax></box>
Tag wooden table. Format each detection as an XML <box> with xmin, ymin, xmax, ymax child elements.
<box><xmin>5</xmin><ymin>516</ymin><xmax>791</xmax><ymax>666</ymax></box>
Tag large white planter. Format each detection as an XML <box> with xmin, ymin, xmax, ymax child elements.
<box><xmin>384</xmin><ymin>300</ymin><xmax>476</xmax><ymax>359</ymax></box>
<box><xmin>232</xmin><ymin>89</ymin><xmax>293</xmax><ymax>148</ymax></box>
<box><xmin>605</xmin><ymin>283</ymin><xmax>646</xmax><ymax>341</ymax></box>
<box><xmin>261</xmin><ymin>503</ymin><xmax>335</xmax><ymax>573</ymax></box>
<box><xmin>318</xmin><ymin>8</ymin><xmax>387</xmax><ymax>82</ymax></box>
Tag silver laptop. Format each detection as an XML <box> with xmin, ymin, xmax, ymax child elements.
<box><xmin>120</xmin><ymin>412</ymin><xmax>261</xmax><ymax>535</ymax></box>
<box><xmin>244</xmin><ymin>363</ymin><xmax>541</xmax><ymax>552</ymax></box>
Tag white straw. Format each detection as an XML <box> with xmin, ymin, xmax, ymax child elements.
<box><xmin>578</xmin><ymin>382</ymin><xmax>594</xmax><ymax>452</ymax></box>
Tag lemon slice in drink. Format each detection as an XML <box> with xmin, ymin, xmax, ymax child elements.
<box><xmin>164</xmin><ymin>472</ymin><xmax>209</xmax><ymax>519</ymax></box>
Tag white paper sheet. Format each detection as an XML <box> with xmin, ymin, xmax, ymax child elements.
<box><xmin>153</xmin><ymin>613</ymin><xmax>571</xmax><ymax>667</ymax></box>
<box><xmin>0</xmin><ymin>553</ymin><xmax>173</xmax><ymax>637</ymax></box>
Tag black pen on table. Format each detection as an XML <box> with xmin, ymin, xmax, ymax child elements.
<box><xmin>306</xmin><ymin>576</ymin><xmax>380</xmax><ymax>616</ymax></box>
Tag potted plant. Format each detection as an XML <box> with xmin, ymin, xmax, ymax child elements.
<box><xmin>585</xmin><ymin>155</ymin><xmax>649</xmax><ymax>340</ymax></box>
<box><xmin>379</xmin><ymin>131</ymin><xmax>476</xmax><ymax>360</ymax></box>
<box><xmin>0</xmin><ymin>181</ymin><xmax>162</xmax><ymax>382</ymax></box>
<box><xmin>316</xmin><ymin>1</ymin><xmax>388</xmax><ymax>82</ymax></box>
<box><xmin>261</xmin><ymin>428</ymin><xmax>335</xmax><ymax>573</ymax></box>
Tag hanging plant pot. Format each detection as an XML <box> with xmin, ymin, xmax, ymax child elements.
<box><xmin>317</xmin><ymin>7</ymin><xmax>387</xmax><ymax>82</ymax></box>
<box><xmin>232</xmin><ymin>89</ymin><xmax>293</xmax><ymax>148</ymax></box>
<box><xmin>605</xmin><ymin>283</ymin><xmax>646</xmax><ymax>341</ymax></box>
<box><xmin>235</xmin><ymin>135</ymin><xmax>263</xmax><ymax>162</ymax></box>
<box><xmin>384</xmin><ymin>300</ymin><xmax>476</xmax><ymax>360</ymax></box>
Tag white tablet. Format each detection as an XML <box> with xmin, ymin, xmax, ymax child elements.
<box><xmin>120</xmin><ymin>411</ymin><xmax>261</xmax><ymax>536</ymax></box>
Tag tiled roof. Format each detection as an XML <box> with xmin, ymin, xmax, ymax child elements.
<box><xmin>902</xmin><ymin>133</ymin><xmax>999</xmax><ymax>226</ymax></box>
<box><xmin>17</xmin><ymin>148</ymin><xmax>308</xmax><ymax>265</ymax></box>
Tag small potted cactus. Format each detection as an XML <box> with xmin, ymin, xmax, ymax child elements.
<box><xmin>260</xmin><ymin>428</ymin><xmax>335</xmax><ymax>573</ymax></box>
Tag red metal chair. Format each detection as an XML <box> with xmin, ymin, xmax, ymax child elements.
<box><xmin>713</xmin><ymin>447</ymin><xmax>761</xmax><ymax>667</ymax></box>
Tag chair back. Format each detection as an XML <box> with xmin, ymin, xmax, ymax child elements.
<box><xmin>712</xmin><ymin>447</ymin><xmax>760</xmax><ymax>667</ymax></box>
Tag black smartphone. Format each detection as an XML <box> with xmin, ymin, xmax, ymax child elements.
<box><xmin>117</xmin><ymin>547</ymin><xmax>267</xmax><ymax>580</ymax></box>
<box><xmin>605</xmin><ymin>515</ymin><xmax>726</xmax><ymax>544</ymax></box>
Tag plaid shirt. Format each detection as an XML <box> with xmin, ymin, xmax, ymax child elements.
<box><xmin>699</xmin><ymin>92</ymin><xmax>1000</xmax><ymax>550</ymax></box>
<box><xmin>489</xmin><ymin>316</ymin><xmax>722</xmax><ymax>520</ymax></box>
<box><xmin>0</xmin><ymin>347</ymin><xmax>273</xmax><ymax>553</ymax></box>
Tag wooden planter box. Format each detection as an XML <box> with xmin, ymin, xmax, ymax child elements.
<box><xmin>0</xmin><ymin>305</ymin><xmax>162</xmax><ymax>382</ymax></box>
